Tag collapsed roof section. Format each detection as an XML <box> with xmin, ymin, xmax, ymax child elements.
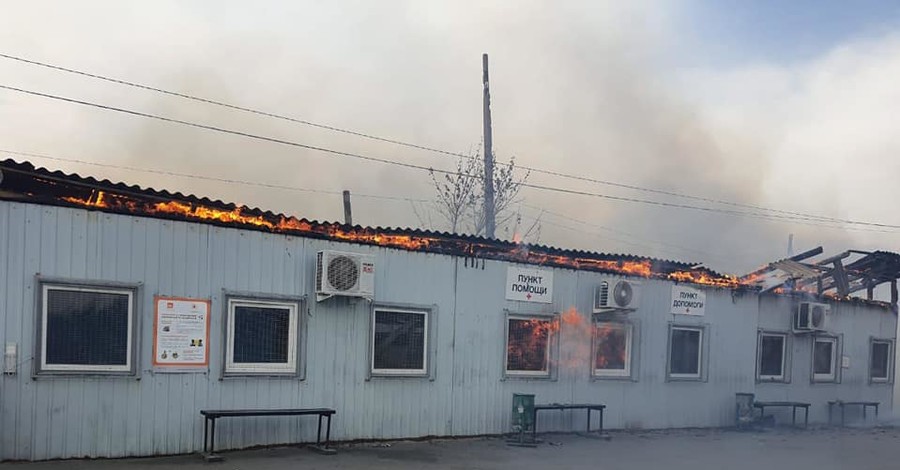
<box><xmin>0</xmin><ymin>158</ymin><xmax>738</xmax><ymax>287</ymax></box>
<box><xmin>741</xmin><ymin>246</ymin><xmax>900</xmax><ymax>309</ymax></box>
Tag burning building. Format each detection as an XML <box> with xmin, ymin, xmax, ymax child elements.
<box><xmin>0</xmin><ymin>159</ymin><xmax>897</xmax><ymax>461</ymax></box>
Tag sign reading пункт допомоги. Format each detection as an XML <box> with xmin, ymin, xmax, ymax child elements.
<box><xmin>670</xmin><ymin>285</ymin><xmax>705</xmax><ymax>315</ymax></box>
<box><xmin>506</xmin><ymin>266</ymin><xmax>554</xmax><ymax>303</ymax></box>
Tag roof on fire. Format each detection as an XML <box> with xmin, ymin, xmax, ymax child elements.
<box><xmin>0</xmin><ymin>158</ymin><xmax>730</xmax><ymax>282</ymax></box>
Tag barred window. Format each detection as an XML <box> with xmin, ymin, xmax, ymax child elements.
<box><xmin>226</xmin><ymin>298</ymin><xmax>298</xmax><ymax>375</ymax></box>
<box><xmin>39</xmin><ymin>283</ymin><xmax>136</xmax><ymax>374</ymax></box>
<box><xmin>371</xmin><ymin>308</ymin><xmax>428</xmax><ymax>376</ymax></box>
<box><xmin>506</xmin><ymin>316</ymin><xmax>554</xmax><ymax>376</ymax></box>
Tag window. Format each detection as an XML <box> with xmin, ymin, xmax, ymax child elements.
<box><xmin>812</xmin><ymin>336</ymin><xmax>838</xmax><ymax>382</ymax></box>
<box><xmin>668</xmin><ymin>326</ymin><xmax>703</xmax><ymax>380</ymax></box>
<box><xmin>506</xmin><ymin>315</ymin><xmax>555</xmax><ymax>377</ymax></box>
<box><xmin>870</xmin><ymin>339</ymin><xmax>893</xmax><ymax>383</ymax></box>
<box><xmin>371</xmin><ymin>308</ymin><xmax>428</xmax><ymax>376</ymax></box>
<box><xmin>757</xmin><ymin>332</ymin><xmax>787</xmax><ymax>382</ymax></box>
<box><xmin>593</xmin><ymin>322</ymin><xmax>632</xmax><ymax>378</ymax></box>
<box><xmin>225</xmin><ymin>298</ymin><xmax>299</xmax><ymax>375</ymax></box>
<box><xmin>38</xmin><ymin>283</ymin><xmax>136</xmax><ymax>374</ymax></box>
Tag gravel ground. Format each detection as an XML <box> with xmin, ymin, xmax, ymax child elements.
<box><xmin>3</xmin><ymin>426</ymin><xmax>899</xmax><ymax>470</ymax></box>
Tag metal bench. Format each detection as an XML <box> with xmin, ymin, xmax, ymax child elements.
<box><xmin>533</xmin><ymin>403</ymin><xmax>606</xmax><ymax>438</ymax></box>
<box><xmin>200</xmin><ymin>408</ymin><xmax>336</xmax><ymax>460</ymax></box>
<box><xmin>753</xmin><ymin>401</ymin><xmax>810</xmax><ymax>428</ymax></box>
<box><xmin>828</xmin><ymin>401</ymin><xmax>879</xmax><ymax>426</ymax></box>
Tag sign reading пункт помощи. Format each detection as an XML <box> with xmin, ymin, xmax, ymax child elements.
<box><xmin>506</xmin><ymin>266</ymin><xmax>554</xmax><ymax>303</ymax></box>
<box><xmin>670</xmin><ymin>285</ymin><xmax>705</xmax><ymax>315</ymax></box>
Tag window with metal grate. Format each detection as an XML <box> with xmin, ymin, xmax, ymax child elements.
<box><xmin>372</xmin><ymin>309</ymin><xmax>427</xmax><ymax>375</ymax></box>
<box><xmin>39</xmin><ymin>283</ymin><xmax>135</xmax><ymax>374</ymax></box>
<box><xmin>226</xmin><ymin>298</ymin><xmax>298</xmax><ymax>375</ymax></box>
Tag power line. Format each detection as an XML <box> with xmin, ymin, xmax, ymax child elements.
<box><xmin>0</xmin><ymin>52</ymin><xmax>469</xmax><ymax>159</ymax></box>
<box><xmin>0</xmin><ymin>52</ymin><xmax>868</xmax><ymax>226</ymax></box>
<box><xmin>3</xmin><ymin>83</ymin><xmax>900</xmax><ymax>232</ymax></box>
<box><xmin>0</xmin><ymin>148</ymin><xmax>428</xmax><ymax>203</ymax></box>
<box><xmin>520</xmin><ymin>204</ymin><xmax>761</xmax><ymax>264</ymax></box>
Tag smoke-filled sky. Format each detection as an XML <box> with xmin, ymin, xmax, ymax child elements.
<box><xmin>2</xmin><ymin>0</ymin><xmax>900</xmax><ymax>275</ymax></box>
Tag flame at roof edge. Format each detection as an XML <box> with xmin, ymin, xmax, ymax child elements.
<box><xmin>0</xmin><ymin>158</ymin><xmax>862</xmax><ymax>295</ymax></box>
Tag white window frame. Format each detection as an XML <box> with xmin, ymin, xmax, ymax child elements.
<box><xmin>370</xmin><ymin>307</ymin><xmax>429</xmax><ymax>376</ymax></box>
<box><xmin>40</xmin><ymin>284</ymin><xmax>135</xmax><ymax>373</ymax></box>
<box><xmin>757</xmin><ymin>332</ymin><xmax>787</xmax><ymax>382</ymax></box>
<box><xmin>225</xmin><ymin>298</ymin><xmax>298</xmax><ymax>375</ymax></box>
<box><xmin>505</xmin><ymin>314</ymin><xmax>554</xmax><ymax>378</ymax></box>
<box><xmin>812</xmin><ymin>336</ymin><xmax>838</xmax><ymax>382</ymax></box>
<box><xmin>869</xmin><ymin>339</ymin><xmax>893</xmax><ymax>383</ymax></box>
<box><xmin>668</xmin><ymin>326</ymin><xmax>703</xmax><ymax>380</ymax></box>
<box><xmin>593</xmin><ymin>322</ymin><xmax>633</xmax><ymax>378</ymax></box>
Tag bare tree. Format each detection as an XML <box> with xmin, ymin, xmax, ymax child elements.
<box><xmin>470</xmin><ymin>156</ymin><xmax>530</xmax><ymax>237</ymax></box>
<box><xmin>428</xmin><ymin>150</ymin><xmax>532</xmax><ymax>239</ymax></box>
<box><xmin>429</xmin><ymin>155</ymin><xmax>480</xmax><ymax>233</ymax></box>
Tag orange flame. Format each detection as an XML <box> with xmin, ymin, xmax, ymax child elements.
<box><xmin>506</xmin><ymin>307</ymin><xmax>629</xmax><ymax>371</ymax></box>
<box><xmin>57</xmin><ymin>189</ymin><xmax>745</xmax><ymax>289</ymax></box>
<box><xmin>667</xmin><ymin>270</ymin><xmax>740</xmax><ymax>288</ymax></box>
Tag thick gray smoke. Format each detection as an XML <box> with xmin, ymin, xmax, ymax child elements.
<box><xmin>1</xmin><ymin>1</ymin><xmax>899</xmax><ymax>276</ymax></box>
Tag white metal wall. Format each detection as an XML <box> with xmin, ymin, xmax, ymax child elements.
<box><xmin>0</xmin><ymin>201</ymin><xmax>895</xmax><ymax>460</ymax></box>
<box><xmin>756</xmin><ymin>295</ymin><xmax>897</xmax><ymax>424</ymax></box>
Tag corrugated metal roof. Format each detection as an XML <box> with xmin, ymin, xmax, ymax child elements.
<box><xmin>0</xmin><ymin>158</ymin><xmax>733</xmax><ymax>281</ymax></box>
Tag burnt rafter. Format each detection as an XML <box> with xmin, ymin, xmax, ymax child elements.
<box><xmin>742</xmin><ymin>244</ymin><xmax>900</xmax><ymax>308</ymax></box>
<box><xmin>0</xmin><ymin>158</ymin><xmax>739</xmax><ymax>288</ymax></box>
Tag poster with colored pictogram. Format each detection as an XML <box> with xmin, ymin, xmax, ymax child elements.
<box><xmin>153</xmin><ymin>296</ymin><xmax>210</xmax><ymax>368</ymax></box>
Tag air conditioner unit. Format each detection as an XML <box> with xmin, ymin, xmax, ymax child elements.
<box><xmin>316</xmin><ymin>250</ymin><xmax>375</xmax><ymax>301</ymax></box>
<box><xmin>794</xmin><ymin>302</ymin><xmax>830</xmax><ymax>332</ymax></box>
<box><xmin>593</xmin><ymin>279</ymin><xmax>641</xmax><ymax>312</ymax></box>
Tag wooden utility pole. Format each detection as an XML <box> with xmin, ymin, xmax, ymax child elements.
<box><xmin>342</xmin><ymin>190</ymin><xmax>353</xmax><ymax>225</ymax></box>
<box><xmin>482</xmin><ymin>53</ymin><xmax>496</xmax><ymax>239</ymax></box>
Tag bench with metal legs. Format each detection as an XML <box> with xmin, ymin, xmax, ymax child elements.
<box><xmin>200</xmin><ymin>408</ymin><xmax>336</xmax><ymax>461</ymax></box>
<box><xmin>532</xmin><ymin>404</ymin><xmax>606</xmax><ymax>438</ymax></box>
<box><xmin>828</xmin><ymin>401</ymin><xmax>879</xmax><ymax>426</ymax></box>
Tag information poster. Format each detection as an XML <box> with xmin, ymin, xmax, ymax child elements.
<box><xmin>153</xmin><ymin>296</ymin><xmax>210</xmax><ymax>368</ymax></box>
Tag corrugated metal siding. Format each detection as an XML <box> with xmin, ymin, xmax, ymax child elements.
<box><xmin>756</xmin><ymin>295</ymin><xmax>896</xmax><ymax>424</ymax></box>
<box><xmin>0</xmin><ymin>201</ymin><xmax>896</xmax><ymax>460</ymax></box>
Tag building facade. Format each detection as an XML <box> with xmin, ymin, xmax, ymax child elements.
<box><xmin>0</xmin><ymin>162</ymin><xmax>896</xmax><ymax>461</ymax></box>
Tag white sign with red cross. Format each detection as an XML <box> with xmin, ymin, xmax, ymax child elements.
<box><xmin>670</xmin><ymin>285</ymin><xmax>706</xmax><ymax>315</ymax></box>
<box><xmin>506</xmin><ymin>266</ymin><xmax>554</xmax><ymax>303</ymax></box>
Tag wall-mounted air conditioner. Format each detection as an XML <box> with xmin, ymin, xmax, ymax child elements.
<box><xmin>593</xmin><ymin>279</ymin><xmax>641</xmax><ymax>313</ymax></box>
<box><xmin>794</xmin><ymin>302</ymin><xmax>830</xmax><ymax>332</ymax></box>
<box><xmin>316</xmin><ymin>250</ymin><xmax>375</xmax><ymax>302</ymax></box>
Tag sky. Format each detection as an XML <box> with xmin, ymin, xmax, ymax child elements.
<box><xmin>1</xmin><ymin>0</ymin><xmax>900</xmax><ymax>278</ymax></box>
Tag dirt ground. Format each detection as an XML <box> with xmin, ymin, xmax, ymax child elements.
<box><xmin>3</xmin><ymin>426</ymin><xmax>899</xmax><ymax>470</ymax></box>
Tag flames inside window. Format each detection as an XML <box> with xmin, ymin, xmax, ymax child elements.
<box><xmin>594</xmin><ymin>323</ymin><xmax>630</xmax><ymax>376</ymax></box>
<box><xmin>506</xmin><ymin>317</ymin><xmax>553</xmax><ymax>374</ymax></box>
